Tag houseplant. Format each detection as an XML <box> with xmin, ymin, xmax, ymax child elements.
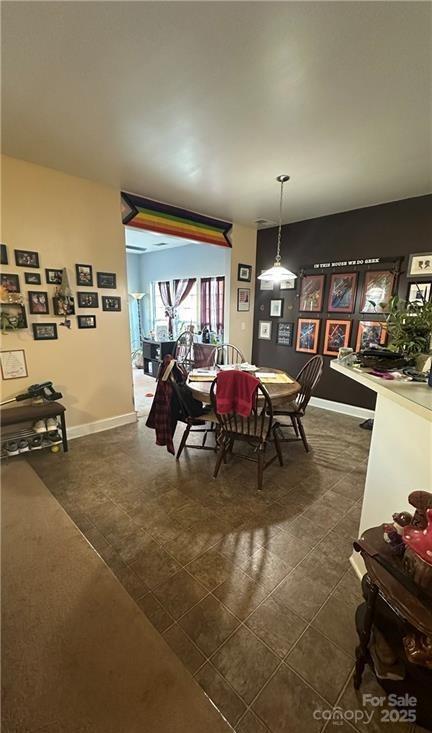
<box><xmin>384</xmin><ymin>294</ymin><xmax>432</xmax><ymax>368</ymax></box>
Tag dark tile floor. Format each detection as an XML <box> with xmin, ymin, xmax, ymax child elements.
<box><xmin>27</xmin><ymin>407</ymin><xmax>420</xmax><ymax>732</ymax></box>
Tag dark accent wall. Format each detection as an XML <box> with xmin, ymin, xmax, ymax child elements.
<box><xmin>252</xmin><ymin>195</ymin><xmax>432</xmax><ymax>410</ymax></box>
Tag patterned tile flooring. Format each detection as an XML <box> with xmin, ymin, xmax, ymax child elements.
<box><xmin>27</xmin><ymin>408</ymin><xmax>421</xmax><ymax>732</ymax></box>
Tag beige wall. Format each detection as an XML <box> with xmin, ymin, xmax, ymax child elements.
<box><xmin>228</xmin><ymin>223</ymin><xmax>257</xmax><ymax>361</ymax></box>
<box><xmin>1</xmin><ymin>156</ymin><xmax>135</xmax><ymax>429</ymax></box>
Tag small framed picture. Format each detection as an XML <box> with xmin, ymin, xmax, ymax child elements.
<box><xmin>238</xmin><ymin>263</ymin><xmax>252</xmax><ymax>282</ymax></box>
<box><xmin>277</xmin><ymin>321</ymin><xmax>294</xmax><ymax>347</ymax></box>
<box><xmin>1</xmin><ymin>273</ymin><xmax>20</xmax><ymax>293</ymax></box>
<box><xmin>270</xmin><ymin>299</ymin><xmax>283</xmax><ymax>317</ymax></box>
<box><xmin>299</xmin><ymin>275</ymin><xmax>325</xmax><ymax>312</ymax></box>
<box><xmin>53</xmin><ymin>296</ymin><xmax>75</xmax><ymax>316</ymax></box>
<box><xmin>97</xmin><ymin>272</ymin><xmax>116</xmax><ymax>288</ymax></box>
<box><xmin>77</xmin><ymin>315</ymin><xmax>96</xmax><ymax>329</ymax></box>
<box><xmin>102</xmin><ymin>296</ymin><xmax>121</xmax><ymax>311</ymax></box>
<box><xmin>0</xmin><ymin>304</ymin><xmax>27</xmax><ymax>330</ymax></box>
<box><xmin>77</xmin><ymin>291</ymin><xmax>99</xmax><ymax>308</ymax></box>
<box><xmin>237</xmin><ymin>287</ymin><xmax>250</xmax><ymax>312</ymax></box>
<box><xmin>45</xmin><ymin>268</ymin><xmax>63</xmax><ymax>285</ymax></box>
<box><xmin>28</xmin><ymin>291</ymin><xmax>49</xmax><ymax>315</ymax></box>
<box><xmin>0</xmin><ymin>244</ymin><xmax>8</xmax><ymax>265</ymax></box>
<box><xmin>33</xmin><ymin>322</ymin><xmax>58</xmax><ymax>340</ymax></box>
<box><xmin>323</xmin><ymin>319</ymin><xmax>352</xmax><ymax>357</ymax></box>
<box><xmin>0</xmin><ymin>349</ymin><xmax>28</xmax><ymax>380</ymax></box>
<box><xmin>279</xmin><ymin>278</ymin><xmax>296</xmax><ymax>291</ymax></box>
<box><xmin>360</xmin><ymin>270</ymin><xmax>395</xmax><ymax>313</ymax></box>
<box><xmin>407</xmin><ymin>282</ymin><xmax>431</xmax><ymax>305</ymax></box>
<box><xmin>14</xmin><ymin>249</ymin><xmax>39</xmax><ymax>268</ymax></box>
<box><xmin>25</xmin><ymin>272</ymin><xmax>41</xmax><ymax>285</ymax></box>
<box><xmin>259</xmin><ymin>271</ymin><xmax>273</xmax><ymax>291</ymax></box>
<box><xmin>76</xmin><ymin>264</ymin><xmax>93</xmax><ymax>287</ymax></box>
<box><xmin>327</xmin><ymin>272</ymin><xmax>358</xmax><ymax>313</ymax></box>
<box><xmin>296</xmin><ymin>318</ymin><xmax>320</xmax><ymax>354</ymax></box>
<box><xmin>355</xmin><ymin>321</ymin><xmax>387</xmax><ymax>352</ymax></box>
<box><xmin>408</xmin><ymin>252</ymin><xmax>432</xmax><ymax>280</ymax></box>
<box><xmin>258</xmin><ymin>320</ymin><xmax>272</xmax><ymax>340</ymax></box>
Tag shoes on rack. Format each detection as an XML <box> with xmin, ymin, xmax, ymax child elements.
<box><xmin>18</xmin><ymin>439</ymin><xmax>30</xmax><ymax>453</ymax></box>
<box><xmin>33</xmin><ymin>419</ymin><xmax>47</xmax><ymax>433</ymax></box>
<box><xmin>47</xmin><ymin>430</ymin><xmax>62</xmax><ymax>445</ymax></box>
<box><xmin>30</xmin><ymin>435</ymin><xmax>43</xmax><ymax>450</ymax></box>
<box><xmin>46</xmin><ymin>418</ymin><xmax>58</xmax><ymax>431</ymax></box>
<box><xmin>5</xmin><ymin>441</ymin><xmax>19</xmax><ymax>456</ymax></box>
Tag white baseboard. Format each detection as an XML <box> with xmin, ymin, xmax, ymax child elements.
<box><xmin>68</xmin><ymin>411</ymin><xmax>137</xmax><ymax>440</ymax></box>
<box><xmin>310</xmin><ymin>396</ymin><xmax>374</xmax><ymax>420</ymax></box>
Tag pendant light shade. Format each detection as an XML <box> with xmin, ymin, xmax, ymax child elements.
<box><xmin>258</xmin><ymin>175</ymin><xmax>297</xmax><ymax>282</ymax></box>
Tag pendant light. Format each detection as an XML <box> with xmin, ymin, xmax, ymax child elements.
<box><xmin>258</xmin><ymin>175</ymin><xmax>297</xmax><ymax>282</ymax></box>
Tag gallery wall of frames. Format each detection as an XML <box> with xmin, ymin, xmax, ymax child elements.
<box><xmin>0</xmin><ymin>244</ymin><xmax>121</xmax><ymax>340</ymax></box>
<box><xmin>252</xmin><ymin>194</ymin><xmax>432</xmax><ymax>409</ymax></box>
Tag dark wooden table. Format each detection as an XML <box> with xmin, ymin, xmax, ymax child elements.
<box><xmin>188</xmin><ymin>367</ymin><xmax>300</xmax><ymax>406</ymax></box>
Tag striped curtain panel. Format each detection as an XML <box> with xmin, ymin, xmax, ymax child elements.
<box><xmin>200</xmin><ymin>277</ymin><xmax>225</xmax><ymax>333</ymax></box>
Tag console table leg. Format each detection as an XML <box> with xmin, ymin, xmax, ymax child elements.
<box><xmin>354</xmin><ymin>581</ymin><xmax>378</xmax><ymax>689</ymax></box>
<box><xmin>59</xmin><ymin>412</ymin><xmax>68</xmax><ymax>453</ymax></box>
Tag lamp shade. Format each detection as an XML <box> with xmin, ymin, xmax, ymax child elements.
<box><xmin>257</xmin><ymin>262</ymin><xmax>297</xmax><ymax>282</ymax></box>
<box><xmin>129</xmin><ymin>292</ymin><xmax>146</xmax><ymax>300</ymax></box>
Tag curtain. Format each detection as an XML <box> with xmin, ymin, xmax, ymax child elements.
<box><xmin>158</xmin><ymin>279</ymin><xmax>195</xmax><ymax>336</ymax></box>
<box><xmin>173</xmin><ymin>278</ymin><xmax>196</xmax><ymax>309</ymax></box>
<box><xmin>200</xmin><ymin>277</ymin><xmax>225</xmax><ymax>333</ymax></box>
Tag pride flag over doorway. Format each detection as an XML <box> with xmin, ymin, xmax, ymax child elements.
<box><xmin>121</xmin><ymin>191</ymin><xmax>232</xmax><ymax>248</ymax></box>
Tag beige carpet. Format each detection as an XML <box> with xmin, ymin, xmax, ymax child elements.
<box><xmin>1</xmin><ymin>459</ymin><xmax>231</xmax><ymax>733</ymax></box>
<box><xmin>132</xmin><ymin>368</ymin><xmax>155</xmax><ymax>418</ymax></box>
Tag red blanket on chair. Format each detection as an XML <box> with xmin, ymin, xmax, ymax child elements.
<box><xmin>215</xmin><ymin>370</ymin><xmax>259</xmax><ymax>417</ymax></box>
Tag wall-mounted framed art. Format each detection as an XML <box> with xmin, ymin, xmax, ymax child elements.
<box><xmin>102</xmin><ymin>296</ymin><xmax>121</xmax><ymax>312</ymax></box>
<box><xmin>77</xmin><ymin>291</ymin><xmax>99</xmax><ymax>308</ymax></box>
<box><xmin>237</xmin><ymin>287</ymin><xmax>250</xmax><ymax>312</ymax></box>
<box><xmin>408</xmin><ymin>252</ymin><xmax>432</xmax><ymax>280</ymax></box>
<box><xmin>238</xmin><ymin>263</ymin><xmax>252</xmax><ymax>282</ymax></box>
<box><xmin>407</xmin><ymin>282</ymin><xmax>431</xmax><ymax>305</ymax></box>
<box><xmin>25</xmin><ymin>272</ymin><xmax>41</xmax><ymax>285</ymax></box>
<box><xmin>277</xmin><ymin>321</ymin><xmax>294</xmax><ymax>346</ymax></box>
<box><xmin>76</xmin><ymin>263</ymin><xmax>93</xmax><ymax>287</ymax></box>
<box><xmin>1</xmin><ymin>244</ymin><xmax>8</xmax><ymax>265</ymax></box>
<box><xmin>77</xmin><ymin>315</ymin><xmax>96</xmax><ymax>329</ymax></box>
<box><xmin>97</xmin><ymin>272</ymin><xmax>117</xmax><ymax>289</ymax></box>
<box><xmin>0</xmin><ymin>349</ymin><xmax>28</xmax><ymax>380</ymax></box>
<box><xmin>299</xmin><ymin>275</ymin><xmax>325</xmax><ymax>312</ymax></box>
<box><xmin>323</xmin><ymin>319</ymin><xmax>352</xmax><ymax>356</ymax></box>
<box><xmin>259</xmin><ymin>271</ymin><xmax>273</xmax><ymax>291</ymax></box>
<box><xmin>270</xmin><ymin>299</ymin><xmax>283</xmax><ymax>317</ymax></box>
<box><xmin>279</xmin><ymin>278</ymin><xmax>296</xmax><ymax>291</ymax></box>
<box><xmin>360</xmin><ymin>270</ymin><xmax>395</xmax><ymax>313</ymax></box>
<box><xmin>28</xmin><ymin>291</ymin><xmax>49</xmax><ymax>315</ymax></box>
<box><xmin>258</xmin><ymin>320</ymin><xmax>272</xmax><ymax>340</ymax></box>
<box><xmin>1</xmin><ymin>273</ymin><xmax>20</xmax><ymax>293</ymax></box>
<box><xmin>32</xmin><ymin>322</ymin><xmax>57</xmax><ymax>340</ymax></box>
<box><xmin>296</xmin><ymin>318</ymin><xmax>320</xmax><ymax>353</ymax></box>
<box><xmin>45</xmin><ymin>269</ymin><xmax>63</xmax><ymax>285</ymax></box>
<box><xmin>327</xmin><ymin>272</ymin><xmax>357</xmax><ymax>313</ymax></box>
<box><xmin>53</xmin><ymin>296</ymin><xmax>75</xmax><ymax>316</ymax></box>
<box><xmin>14</xmin><ymin>249</ymin><xmax>39</xmax><ymax>268</ymax></box>
<box><xmin>355</xmin><ymin>321</ymin><xmax>388</xmax><ymax>352</ymax></box>
<box><xmin>1</xmin><ymin>304</ymin><xmax>27</xmax><ymax>330</ymax></box>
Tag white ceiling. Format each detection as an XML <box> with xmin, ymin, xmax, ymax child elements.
<box><xmin>125</xmin><ymin>227</ymin><xmax>196</xmax><ymax>253</ymax></box>
<box><xmin>2</xmin><ymin>2</ymin><xmax>431</xmax><ymax>225</ymax></box>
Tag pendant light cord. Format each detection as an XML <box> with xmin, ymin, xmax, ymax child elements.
<box><xmin>275</xmin><ymin>178</ymin><xmax>284</xmax><ymax>264</ymax></box>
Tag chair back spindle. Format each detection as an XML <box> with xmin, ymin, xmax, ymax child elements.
<box><xmin>294</xmin><ymin>355</ymin><xmax>323</xmax><ymax>412</ymax></box>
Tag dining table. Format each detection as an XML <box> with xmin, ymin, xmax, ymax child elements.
<box><xmin>188</xmin><ymin>367</ymin><xmax>301</xmax><ymax>407</ymax></box>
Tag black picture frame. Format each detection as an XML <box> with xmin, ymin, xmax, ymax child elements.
<box><xmin>52</xmin><ymin>296</ymin><xmax>75</xmax><ymax>316</ymax></box>
<box><xmin>28</xmin><ymin>291</ymin><xmax>49</xmax><ymax>315</ymax></box>
<box><xmin>279</xmin><ymin>277</ymin><xmax>296</xmax><ymax>291</ymax></box>
<box><xmin>407</xmin><ymin>282</ymin><xmax>432</xmax><ymax>304</ymax></box>
<box><xmin>77</xmin><ymin>315</ymin><xmax>96</xmax><ymax>329</ymax></box>
<box><xmin>0</xmin><ymin>244</ymin><xmax>8</xmax><ymax>265</ymax></box>
<box><xmin>32</xmin><ymin>322</ymin><xmax>57</xmax><ymax>340</ymax></box>
<box><xmin>407</xmin><ymin>252</ymin><xmax>432</xmax><ymax>280</ymax></box>
<box><xmin>97</xmin><ymin>271</ymin><xmax>117</xmax><ymax>288</ymax></box>
<box><xmin>1</xmin><ymin>273</ymin><xmax>20</xmax><ymax>293</ymax></box>
<box><xmin>14</xmin><ymin>249</ymin><xmax>39</xmax><ymax>268</ymax></box>
<box><xmin>75</xmin><ymin>263</ymin><xmax>93</xmax><ymax>287</ymax></box>
<box><xmin>237</xmin><ymin>288</ymin><xmax>250</xmax><ymax>312</ymax></box>
<box><xmin>102</xmin><ymin>295</ymin><xmax>121</xmax><ymax>311</ymax></box>
<box><xmin>25</xmin><ymin>272</ymin><xmax>41</xmax><ymax>285</ymax></box>
<box><xmin>45</xmin><ymin>268</ymin><xmax>63</xmax><ymax>285</ymax></box>
<box><xmin>277</xmin><ymin>321</ymin><xmax>294</xmax><ymax>346</ymax></box>
<box><xmin>237</xmin><ymin>263</ymin><xmax>252</xmax><ymax>282</ymax></box>
<box><xmin>77</xmin><ymin>291</ymin><xmax>99</xmax><ymax>308</ymax></box>
<box><xmin>1</xmin><ymin>303</ymin><xmax>27</xmax><ymax>330</ymax></box>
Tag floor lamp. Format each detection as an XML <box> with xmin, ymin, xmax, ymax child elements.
<box><xmin>129</xmin><ymin>292</ymin><xmax>145</xmax><ymax>349</ymax></box>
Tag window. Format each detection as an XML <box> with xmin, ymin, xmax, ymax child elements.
<box><xmin>153</xmin><ymin>277</ymin><xmax>224</xmax><ymax>336</ymax></box>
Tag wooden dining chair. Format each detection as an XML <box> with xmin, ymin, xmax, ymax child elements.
<box><xmin>216</xmin><ymin>343</ymin><xmax>245</xmax><ymax>366</ymax></box>
<box><xmin>273</xmin><ymin>355</ymin><xmax>323</xmax><ymax>452</ymax></box>
<box><xmin>210</xmin><ymin>379</ymin><xmax>283</xmax><ymax>490</ymax></box>
<box><xmin>170</xmin><ymin>376</ymin><xmax>218</xmax><ymax>460</ymax></box>
<box><xmin>174</xmin><ymin>331</ymin><xmax>194</xmax><ymax>372</ymax></box>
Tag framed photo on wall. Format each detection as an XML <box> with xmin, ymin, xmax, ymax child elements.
<box><xmin>53</xmin><ymin>296</ymin><xmax>75</xmax><ymax>316</ymax></box>
<box><xmin>97</xmin><ymin>272</ymin><xmax>116</xmax><ymax>288</ymax></box>
<box><xmin>360</xmin><ymin>270</ymin><xmax>395</xmax><ymax>313</ymax></box>
<box><xmin>277</xmin><ymin>321</ymin><xmax>294</xmax><ymax>346</ymax></box>
<box><xmin>28</xmin><ymin>291</ymin><xmax>49</xmax><ymax>315</ymax></box>
<box><xmin>355</xmin><ymin>321</ymin><xmax>387</xmax><ymax>352</ymax></box>
<box><xmin>327</xmin><ymin>272</ymin><xmax>357</xmax><ymax>313</ymax></box>
<box><xmin>279</xmin><ymin>277</ymin><xmax>296</xmax><ymax>290</ymax></box>
<box><xmin>77</xmin><ymin>291</ymin><xmax>99</xmax><ymax>308</ymax></box>
<box><xmin>408</xmin><ymin>252</ymin><xmax>432</xmax><ymax>279</ymax></box>
<box><xmin>45</xmin><ymin>269</ymin><xmax>63</xmax><ymax>285</ymax></box>
<box><xmin>0</xmin><ymin>244</ymin><xmax>8</xmax><ymax>265</ymax></box>
<box><xmin>77</xmin><ymin>315</ymin><xmax>96</xmax><ymax>329</ymax></box>
<box><xmin>259</xmin><ymin>271</ymin><xmax>273</xmax><ymax>291</ymax></box>
<box><xmin>258</xmin><ymin>320</ymin><xmax>272</xmax><ymax>340</ymax></box>
<box><xmin>237</xmin><ymin>287</ymin><xmax>250</xmax><ymax>312</ymax></box>
<box><xmin>25</xmin><ymin>272</ymin><xmax>41</xmax><ymax>285</ymax></box>
<box><xmin>299</xmin><ymin>275</ymin><xmax>325</xmax><ymax>312</ymax></box>
<box><xmin>270</xmin><ymin>299</ymin><xmax>283</xmax><ymax>317</ymax></box>
<box><xmin>407</xmin><ymin>282</ymin><xmax>431</xmax><ymax>305</ymax></box>
<box><xmin>238</xmin><ymin>264</ymin><xmax>252</xmax><ymax>282</ymax></box>
<box><xmin>1</xmin><ymin>304</ymin><xmax>27</xmax><ymax>330</ymax></box>
<box><xmin>1</xmin><ymin>273</ymin><xmax>20</xmax><ymax>293</ymax></box>
<box><xmin>76</xmin><ymin>263</ymin><xmax>93</xmax><ymax>287</ymax></box>
<box><xmin>0</xmin><ymin>349</ymin><xmax>28</xmax><ymax>380</ymax></box>
<box><xmin>323</xmin><ymin>319</ymin><xmax>352</xmax><ymax>356</ymax></box>
<box><xmin>14</xmin><ymin>249</ymin><xmax>39</xmax><ymax>268</ymax></box>
<box><xmin>33</xmin><ymin>323</ymin><xmax>57</xmax><ymax>340</ymax></box>
<box><xmin>296</xmin><ymin>318</ymin><xmax>320</xmax><ymax>353</ymax></box>
<box><xmin>102</xmin><ymin>296</ymin><xmax>121</xmax><ymax>311</ymax></box>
